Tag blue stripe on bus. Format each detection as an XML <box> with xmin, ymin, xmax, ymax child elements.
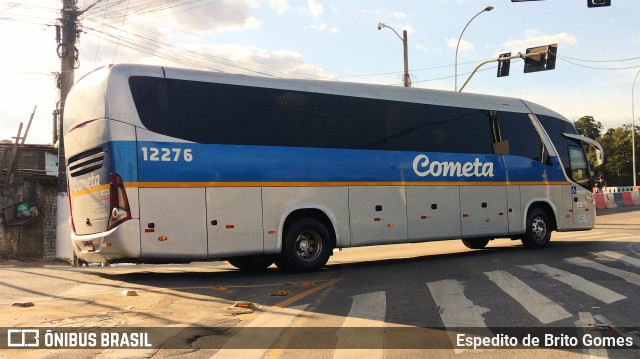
<box><xmin>106</xmin><ymin>140</ymin><xmax>566</xmax><ymax>184</ymax></box>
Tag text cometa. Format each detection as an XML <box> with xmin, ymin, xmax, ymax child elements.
<box><xmin>412</xmin><ymin>154</ymin><xmax>495</xmax><ymax>178</ymax></box>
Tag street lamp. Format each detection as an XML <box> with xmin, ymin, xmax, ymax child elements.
<box><xmin>377</xmin><ymin>22</ymin><xmax>410</xmax><ymax>87</ymax></box>
<box><xmin>632</xmin><ymin>69</ymin><xmax>640</xmax><ymax>187</ymax></box>
<box><xmin>454</xmin><ymin>6</ymin><xmax>494</xmax><ymax>92</ymax></box>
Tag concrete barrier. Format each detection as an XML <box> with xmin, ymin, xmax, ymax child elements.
<box><xmin>594</xmin><ymin>190</ymin><xmax>639</xmax><ymax>209</ymax></box>
<box><xmin>594</xmin><ymin>194</ymin><xmax>607</xmax><ymax>210</ymax></box>
<box><xmin>604</xmin><ymin>193</ymin><xmax>618</xmax><ymax>209</ymax></box>
<box><xmin>622</xmin><ymin>192</ymin><xmax>635</xmax><ymax>206</ymax></box>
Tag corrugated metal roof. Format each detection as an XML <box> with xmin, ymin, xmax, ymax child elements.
<box><xmin>0</xmin><ymin>143</ymin><xmax>56</xmax><ymax>150</ymax></box>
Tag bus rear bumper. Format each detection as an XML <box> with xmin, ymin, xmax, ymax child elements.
<box><xmin>70</xmin><ymin>219</ymin><xmax>140</xmax><ymax>263</ymax></box>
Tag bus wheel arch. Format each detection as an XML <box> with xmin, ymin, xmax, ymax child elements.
<box><xmin>521</xmin><ymin>203</ymin><xmax>556</xmax><ymax>249</ymax></box>
<box><xmin>276</xmin><ymin>208</ymin><xmax>336</xmax><ymax>272</ymax></box>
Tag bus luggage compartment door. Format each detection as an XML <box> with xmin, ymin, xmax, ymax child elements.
<box><xmin>139</xmin><ymin>188</ymin><xmax>207</xmax><ymax>259</ymax></box>
<box><xmin>349</xmin><ymin>186</ymin><xmax>408</xmax><ymax>246</ymax></box>
<box><xmin>460</xmin><ymin>186</ymin><xmax>509</xmax><ymax>237</ymax></box>
<box><xmin>206</xmin><ymin>187</ymin><xmax>264</xmax><ymax>257</ymax></box>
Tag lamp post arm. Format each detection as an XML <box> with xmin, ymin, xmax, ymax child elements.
<box><xmin>458</xmin><ymin>51</ymin><xmax>544</xmax><ymax>92</ymax></box>
<box><xmin>386</xmin><ymin>26</ymin><xmax>404</xmax><ymax>42</ymax></box>
<box><xmin>455</xmin><ymin>9</ymin><xmax>487</xmax><ymax>91</ymax></box>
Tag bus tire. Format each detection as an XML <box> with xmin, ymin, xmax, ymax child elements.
<box><xmin>275</xmin><ymin>218</ymin><xmax>332</xmax><ymax>273</ymax></box>
<box><xmin>461</xmin><ymin>237</ymin><xmax>490</xmax><ymax>249</ymax></box>
<box><xmin>521</xmin><ymin>208</ymin><xmax>551</xmax><ymax>249</ymax></box>
<box><xmin>227</xmin><ymin>256</ymin><xmax>274</xmax><ymax>271</ymax></box>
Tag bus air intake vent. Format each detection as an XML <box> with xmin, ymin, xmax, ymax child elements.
<box><xmin>68</xmin><ymin>147</ymin><xmax>104</xmax><ymax>178</ymax></box>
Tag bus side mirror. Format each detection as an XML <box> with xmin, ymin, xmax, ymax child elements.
<box><xmin>595</xmin><ymin>148</ymin><xmax>603</xmax><ymax>166</ymax></box>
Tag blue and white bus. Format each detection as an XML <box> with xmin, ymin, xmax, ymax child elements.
<box><xmin>63</xmin><ymin>64</ymin><xmax>602</xmax><ymax>272</ymax></box>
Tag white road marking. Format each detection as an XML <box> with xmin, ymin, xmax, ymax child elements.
<box><xmin>333</xmin><ymin>291</ymin><xmax>386</xmax><ymax>359</ymax></box>
<box><xmin>566</xmin><ymin>257</ymin><xmax>640</xmax><ymax>287</ymax></box>
<box><xmin>485</xmin><ymin>270</ymin><xmax>572</xmax><ymax>324</ymax></box>
<box><xmin>427</xmin><ymin>279</ymin><xmax>492</xmax><ymax>354</ymax></box>
<box><xmin>576</xmin><ymin>312</ymin><xmax>609</xmax><ymax>359</ymax></box>
<box><xmin>592</xmin><ymin>251</ymin><xmax>640</xmax><ymax>268</ymax></box>
<box><xmin>210</xmin><ymin>304</ymin><xmax>310</xmax><ymax>359</ymax></box>
<box><xmin>520</xmin><ymin>264</ymin><xmax>626</xmax><ymax>304</ymax></box>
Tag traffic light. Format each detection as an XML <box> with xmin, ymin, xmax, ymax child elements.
<box><xmin>497</xmin><ymin>53</ymin><xmax>511</xmax><ymax>78</ymax></box>
<box><xmin>587</xmin><ymin>0</ymin><xmax>611</xmax><ymax>7</ymax></box>
<box><xmin>524</xmin><ymin>44</ymin><xmax>557</xmax><ymax>73</ymax></box>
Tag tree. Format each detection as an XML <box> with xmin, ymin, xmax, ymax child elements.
<box><xmin>574</xmin><ymin>116</ymin><xmax>603</xmax><ymax>140</ymax></box>
<box><xmin>597</xmin><ymin>125</ymin><xmax>639</xmax><ymax>186</ymax></box>
<box><xmin>574</xmin><ymin>115</ymin><xmax>604</xmax><ymax>173</ymax></box>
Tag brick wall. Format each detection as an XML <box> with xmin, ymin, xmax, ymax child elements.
<box><xmin>0</xmin><ymin>145</ymin><xmax>58</xmax><ymax>260</ymax></box>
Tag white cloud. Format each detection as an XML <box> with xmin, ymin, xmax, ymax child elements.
<box><xmin>307</xmin><ymin>0</ymin><xmax>324</xmax><ymax>17</ymax></box>
<box><xmin>308</xmin><ymin>22</ymin><xmax>340</xmax><ymax>34</ymax></box>
<box><xmin>402</xmin><ymin>24</ymin><xmax>414</xmax><ymax>35</ymax></box>
<box><xmin>632</xmin><ymin>34</ymin><xmax>640</xmax><ymax>45</ymax></box>
<box><xmin>134</xmin><ymin>0</ymin><xmax>262</xmax><ymax>33</ymax></box>
<box><xmin>502</xmin><ymin>29</ymin><xmax>577</xmax><ymax>53</ymax></box>
<box><xmin>269</xmin><ymin>0</ymin><xmax>290</xmax><ymax>15</ymax></box>
<box><xmin>310</xmin><ymin>22</ymin><xmax>328</xmax><ymax>31</ymax></box>
<box><xmin>415</xmin><ymin>44</ymin><xmax>442</xmax><ymax>54</ymax></box>
<box><xmin>392</xmin><ymin>11</ymin><xmax>407</xmax><ymax>20</ymax></box>
<box><xmin>446</xmin><ymin>38</ymin><xmax>473</xmax><ymax>52</ymax></box>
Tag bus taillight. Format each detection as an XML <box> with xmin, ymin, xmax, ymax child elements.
<box><xmin>107</xmin><ymin>173</ymin><xmax>131</xmax><ymax>230</ymax></box>
<box><xmin>67</xmin><ymin>185</ymin><xmax>76</xmax><ymax>233</ymax></box>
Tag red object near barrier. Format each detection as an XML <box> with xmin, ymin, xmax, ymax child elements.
<box><xmin>622</xmin><ymin>192</ymin><xmax>635</xmax><ymax>206</ymax></box>
<box><xmin>594</xmin><ymin>193</ymin><xmax>606</xmax><ymax>210</ymax></box>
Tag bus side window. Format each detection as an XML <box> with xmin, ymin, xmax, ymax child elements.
<box><xmin>497</xmin><ymin>112</ymin><xmax>545</xmax><ymax>162</ymax></box>
<box><xmin>568</xmin><ymin>145</ymin><xmax>590</xmax><ymax>189</ymax></box>
<box><xmin>157</xmin><ymin>81</ymin><xmax>168</xmax><ymax>108</ymax></box>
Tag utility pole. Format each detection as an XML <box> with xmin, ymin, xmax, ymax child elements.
<box><xmin>56</xmin><ymin>0</ymin><xmax>80</xmax><ymax>265</ymax></box>
<box><xmin>402</xmin><ymin>30</ymin><xmax>410</xmax><ymax>88</ymax></box>
<box><xmin>56</xmin><ymin>0</ymin><xmax>80</xmax><ymax>193</ymax></box>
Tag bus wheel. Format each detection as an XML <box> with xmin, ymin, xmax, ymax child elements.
<box><xmin>275</xmin><ymin>218</ymin><xmax>332</xmax><ymax>273</ymax></box>
<box><xmin>461</xmin><ymin>238</ymin><xmax>490</xmax><ymax>249</ymax></box>
<box><xmin>227</xmin><ymin>256</ymin><xmax>274</xmax><ymax>271</ymax></box>
<box><xmin>521</xmin><ymin>208</ymin><xmax>551</xmax><ymax>249</ymax></box>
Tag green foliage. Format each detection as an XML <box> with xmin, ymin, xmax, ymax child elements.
<box><xmin>574</xmin><ymin>116</ymin><xmax>639</xmax><ymax>186</ymax></box>
<box><xmin>574</xmin><ymin>116</ymin><xmax>603</xmax><ymax>140</ymax></box>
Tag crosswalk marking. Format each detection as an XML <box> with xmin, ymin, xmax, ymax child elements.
<box><xmin>205</xmin><ymin>252</ymin><xmax>640</xmax><ymax>355</ymax></box>
<box><xmin>426</xmin><ymin>279</ymin><xmax>490</xmax><ymax>328</ymax></box>
<box><xmin>566</xmin><ymin>257</ymin><xmax>640</xmax><ymax>287</ymax></box>
<box><xmin>593</xmin><ymin>251</ymin><xmax>640</xmax><ymax>268</ymax></box>
<box><xmin>333</xmin><ymin>291</ymin><xmax>386</xmax><ymax>359</ymax></box>
<box><xmin>520</xmin><ymin>264</ymin><xmax>626</xmax><ymax>304</ymax></box>
<box><xmin>484</xmin><ymin>270</ymin><xmax>572</xmax><ymax>324</ymax></box>
<box><xmin>426</xmin><ymin>279</ymin><xmax>493</xmax><ymax>353</ymax></box>
<box><xmin>210</xmin><ymin>304</ymin><xmax>310</xmax><ymax>359</ymax></box>
<box><xmin>576</xmin><ymin>312</ymin><xmax>609</xmax><ymax>359</ymax></box>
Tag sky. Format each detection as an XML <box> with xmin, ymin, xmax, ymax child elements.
<box><xmin>1</xmin><ymin>0</ymin><xmax>639</xmax><ymax>144</ymax></box>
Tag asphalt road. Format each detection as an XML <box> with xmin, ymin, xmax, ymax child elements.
<box><xmin>1</xmin><ymin>207</ymin><xmax>639</xmax><ymax>359</ymax></box>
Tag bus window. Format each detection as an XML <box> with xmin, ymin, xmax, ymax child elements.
<box><xmin>496</xmin><ymin>112</ymin><xmax>546</xmax><ymax>162</ymax></box>
<box><xmin>569</xmin><ymin>146</ymin><xmax>591</xmax><ymax>189</ymax></box>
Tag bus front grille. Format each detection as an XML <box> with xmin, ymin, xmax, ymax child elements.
<box><xmin>68</xmin><ymin>147</ymin><xmax>104</xmax><ymax>177</ymax></box>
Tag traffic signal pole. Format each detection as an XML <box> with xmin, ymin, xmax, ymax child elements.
<box><xmin>458</xmin><ymin>50</ymin><xmax>549</xmax><ymax>92</ymax></box>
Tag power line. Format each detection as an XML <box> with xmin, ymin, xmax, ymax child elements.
<box><xmin>557</xmin><ymin>56</ymin><xmax>640</xmax><ymax>71</ymax></box>
<box><xmin>559</xmin><ymin>54</ymin><xmax>640</xmax><ymax>63</ymax></box>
